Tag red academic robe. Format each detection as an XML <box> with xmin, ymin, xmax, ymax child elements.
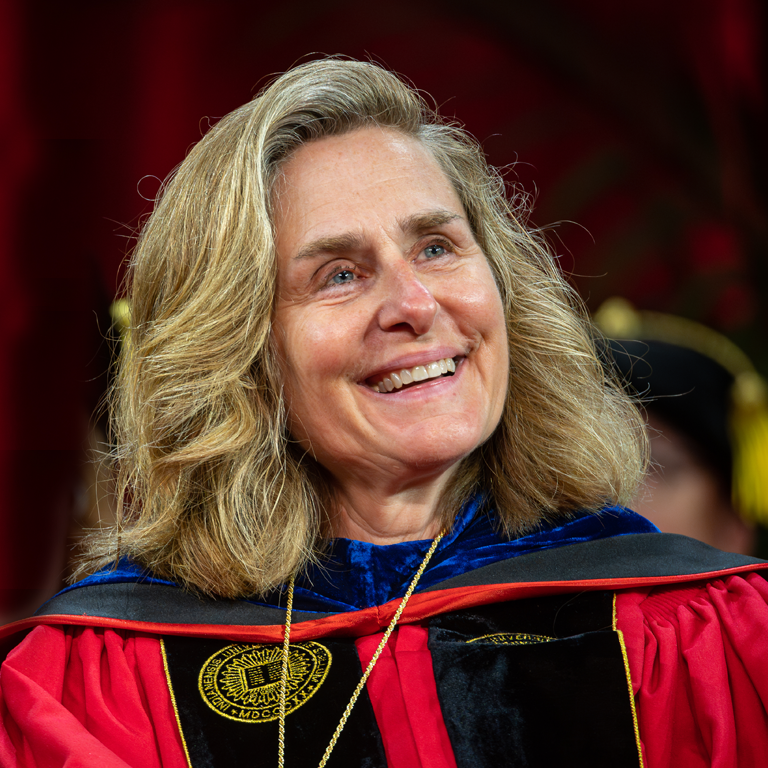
<box><xmin>2</xmin><ymin>539</ymin><xmax>768</xmax><ymax>767</ymax></box>
<box><xmin>0</xmin><ymin>534</ymin><xmax>768</xmax><ymax>768</ymax></box>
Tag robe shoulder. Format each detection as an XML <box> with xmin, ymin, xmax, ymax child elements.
<box><xmin>616</xmin><ymin>570</ymin><xmax>768</xmax><ymax>767</ymax></box>
<box><xmin>0</xmin><ymin>625</ymin><xmax>187</xmax><ymax>767</ymax></box>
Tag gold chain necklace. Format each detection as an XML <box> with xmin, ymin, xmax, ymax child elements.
<box><xmin>277</xmin><ymin>529</ymin><xmax>445</xmax><ymax>768</ymax></box>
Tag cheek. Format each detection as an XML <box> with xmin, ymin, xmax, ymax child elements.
<box><xmin>456</xmin><ymin>272</ymin><xmax>507</xmax><ymax>357</ymax></box>
<box><xmin>275</xmin><ymin>312</ymin><xmax>360</xmax><ymax>406</ymax></box>
<box><xmin>454</xmin><ymin>259</ymin><xmax>504</xmax><ymax>319</ymax></box>
<box><xmin>471</xmin><ymin>278</ymin><xmax>509</xmax><ymax>410</ymax></box>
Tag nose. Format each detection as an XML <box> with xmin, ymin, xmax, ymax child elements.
<box><xmin>376</xmin><ymin>259</ymin><xmax>438</xmax><ymax>335</ymax></box>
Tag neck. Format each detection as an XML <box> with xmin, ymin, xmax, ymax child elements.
<box><xmin>330</xmin><ymin>475</ymin><xmax>450</xmax><ymax>544</ymax></box>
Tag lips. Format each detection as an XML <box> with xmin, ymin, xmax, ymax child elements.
<box><xmin>367</xmin><ymin>356</ymin><xmax>458</xmax><ymax>393</ymax></box>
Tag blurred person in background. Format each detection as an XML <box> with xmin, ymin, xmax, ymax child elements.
<box><xmin>597</xmin><ymin>297</ymin><xmax>768</xmax><ymax>555</ymax></box>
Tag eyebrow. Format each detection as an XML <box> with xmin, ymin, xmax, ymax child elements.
<box><xmin>293</xmin><ymin>209</ymin><xmax>465</xmax><ymax>262</ymax></box>
<box><xmin>295</xmin><ymin>232</ymin><xmax>365</xmax><ymax>262</ymax></box>
<box><xmin>398</xmin><ymin>210</ymin><xmax>463</xmax><ymax>235</ymax></box>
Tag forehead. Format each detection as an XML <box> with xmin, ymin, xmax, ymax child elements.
<box><xmin>272</xmin><ymin>128</ymin><xmax>466</xmax><ymax>250</ymax></box>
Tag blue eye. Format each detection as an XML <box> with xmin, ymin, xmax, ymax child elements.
<box><xmin>424</xmin><ymin>244</ymin><xmax>446</xmax><ymax>258</ymax></box>
<box><xmin>331</xmin><ymin>269</ymin><xmax>355</xmax><ymax>284</ymax></box>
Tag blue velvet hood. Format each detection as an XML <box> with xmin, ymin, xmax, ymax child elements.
<box><xmin>62</xmin><ymin>498</ymin><xmax>657</xmax><ymax>614</ymax></box>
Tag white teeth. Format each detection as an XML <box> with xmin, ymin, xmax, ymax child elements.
<box><xmin>370</xmin><ymin>357</ymin><xmax>458</xmax><ymax>392</ymax></box>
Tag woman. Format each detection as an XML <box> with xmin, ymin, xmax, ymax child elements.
<box><xmin>2</xmin><ymin>59</ymin><xmax>767</xmax><ymax>768</ymax></box>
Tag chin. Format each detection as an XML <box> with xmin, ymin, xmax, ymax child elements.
<box><xmin>388</xmin><ymin>424</ymin><xmax>490</xmax><ymax>474</ymax></box>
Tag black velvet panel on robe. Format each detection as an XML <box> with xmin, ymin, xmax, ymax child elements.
<box><xmin>428</xmin><ymin>591</ymin><xmax>641</xmax><ymax>767</ymax></box>
<box><xmin>163</xmin><ymin>635</ymin><xmax>387</xmax><ymax>768</ymax></box>
<box><xmin>163</xmin><ymin>591</ymin><xmax>640</xmax><ymax>767</ymax></box>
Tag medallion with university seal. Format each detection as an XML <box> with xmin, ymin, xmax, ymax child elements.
<box><xmin>198</xmin><ymin>641</ymin><xmax>331</xmax><ymax>723</ymax></box>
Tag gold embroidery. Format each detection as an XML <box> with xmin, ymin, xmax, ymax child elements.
<box><xmin>613</xmin><ymin>592</ymin><xmax>645</xmax><ymax>768</ymax></box>
<box><xmin>466</xmin><ymin>632</ymin><xmax>555</xmax><ymax>645</ymax></box>
<box><xmin>160</xmin><ymin>638</ymin><xmax>194</xmax><ymax>768</ymax></box>
<box><xmin>198</xmin><ymin>642</ymin><xmax>331</xmax><ymax>723</ymax></box>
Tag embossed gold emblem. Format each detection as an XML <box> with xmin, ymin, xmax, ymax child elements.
<box><xmin>198</xmin><ymin>642</ymin><xmax>331</xmax><ymax>723</ymax></box>
<box><xmin>466</xmin><ymin>632</ymin><xmax>555</xmax><ymax>645</ymax></box>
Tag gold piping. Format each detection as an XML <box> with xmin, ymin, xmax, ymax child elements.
<box><xmin>160</xmin><ymin>637</ymin><xmax>194</xmax><ymax>768</ymax></box>
<box><xmin>613</xmin><ymin>592</ymin><xmax>644</xmax><ymax>768</ymax></box>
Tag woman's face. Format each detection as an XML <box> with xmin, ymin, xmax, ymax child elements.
<box><xmin>272</xmin><ymin>127</ymin><xmax>509</xmax><ymax>491</ymax></box>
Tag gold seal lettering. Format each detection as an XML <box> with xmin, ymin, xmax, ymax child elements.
<box><xmin>466</xmin><ymin>632</ymin><xmax>555</xmax><ymax>645</ymax></box>
<box><xmin>198</xmin><ymin>642</ymin><xmax>331</xmax><ymax>723</ymax></box>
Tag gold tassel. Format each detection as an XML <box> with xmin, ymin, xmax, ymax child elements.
<box><xmin>731</xmin><ymin>372</ymin><xmax>768</xmax><ymax>524</ymax></box>
<box><xmin>109</xmin><ymin>298</ymin><xmax>132</xmax><ymax>337</ymax></box>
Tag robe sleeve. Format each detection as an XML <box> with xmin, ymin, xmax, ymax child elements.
<box><xmin>0</xmin><ymin>624</ymin><xmax>188</xmax><ymax>768</ymax></box>
<box><xmin>616</xmin><ymin>572</ymin><xmax>768</xmax><ymax>768</ymax></box>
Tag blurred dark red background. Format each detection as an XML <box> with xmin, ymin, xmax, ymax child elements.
<box><xmin>1</xmin><ymin>0</ymin><xmax>766</xmax><ymax>621</ymax></box>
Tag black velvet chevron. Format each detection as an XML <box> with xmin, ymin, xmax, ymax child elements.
<box><xmin>428</xmin><ymin>591</ymin><xmax>641</xmax><ymax>768</ymax></box>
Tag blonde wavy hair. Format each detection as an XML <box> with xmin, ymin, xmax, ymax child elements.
<box><xmin>78</xmin><ymin>58</ymin><xmax>647</xmax><ymax>598</ymax></box>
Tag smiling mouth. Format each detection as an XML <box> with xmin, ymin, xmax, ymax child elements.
<box><xmin>367</xmin><ymin>357</ymin><xmax>458</xmax><ymax>393</ymax></box>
